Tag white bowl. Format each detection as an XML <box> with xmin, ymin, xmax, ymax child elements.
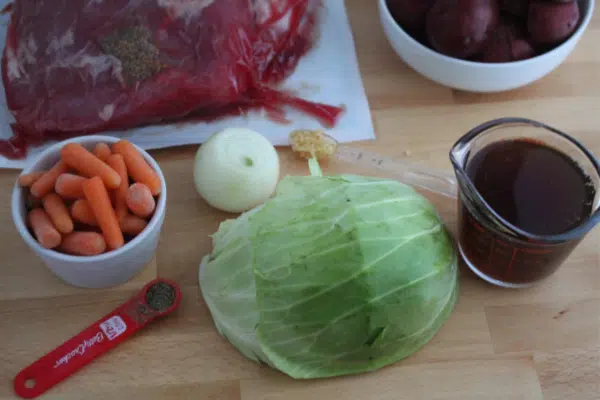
<box><xmin>11</xmin><ymin>135</ymin><xmax>167</xmax><ymax>289</ymax></box>
<box><xmin>378</xmin><ymin>0</ymin><xmax>594</xmax><ymax>93</ymax></box>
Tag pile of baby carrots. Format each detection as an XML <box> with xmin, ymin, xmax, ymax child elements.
<box><xmin>18</xmin><ymin>140</ymin><xmax>162</xmax><ymax>256</ymax></box>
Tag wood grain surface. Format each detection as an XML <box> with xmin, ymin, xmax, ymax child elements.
<box><xmin>1</xmin><ymin>1</ymin><xmax>599</xmax><ymax>399</ymax></box>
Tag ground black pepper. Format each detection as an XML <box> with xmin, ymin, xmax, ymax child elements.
<box><xmin>145</xmin><ymin>281</ymin><xmax>176</xmax><ymax>312</ymax></box>
<box><xmin>99</xmin><ymin>24</ymin><xmax>163</xmax><ymax>85</ymax></box>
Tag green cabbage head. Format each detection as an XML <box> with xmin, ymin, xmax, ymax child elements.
<box><xmin>199</xmin><ymin>171</ymin><xmax>459</xmax><ymax>380</ymax></box>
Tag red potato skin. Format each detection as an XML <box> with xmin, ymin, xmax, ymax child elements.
<box><xmin>480</xmin><ymin>25</ymin><xmax>514</xmax><ymax>62</ymax></box>
<box><xmin>481</xmin><ymin>35</ymin><xmax>535</xmax><ymax>62</ymax></box>
<box><xmin>511</xmin><ymin>38</ymin><xmax>536</xmax><ymax>60</ymax></box>
<box><xmin>480</xmin><ymin>17</ymin><xmax>536</xmax><ymax>62</ymax></box>
<box><xmin>528</xmin><ymin>1</ymin><xmax>580</xmax><ymax>45</ymax></box>
<box><xmin>426</xmin><ymin>0</ymin><xmax>500</xmax><ymax>59</ymax></box>
<box><xmin>386</xmin><ymin>0</ymin><xmax>436</xmax><ymax>32</ymax></box>
<box><xmin>499</xmin><ymin>0</ymin><xmax>530</xmax><ymax>17</ymax></box>
<box><xmin>504</xmin><ymin>12</ymin><xmax>527</xmax><ymax>32</ymax></box>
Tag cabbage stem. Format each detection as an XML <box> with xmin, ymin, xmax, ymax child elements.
<box><xmin>308</xmin><ymin>151</ymin><xmax>323</xmax><ymax>177</ymax></box>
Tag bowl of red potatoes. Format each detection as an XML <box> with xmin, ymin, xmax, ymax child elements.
<box><xmin>11</xmin><ymin>135</ymin><xmax>167</xmax><ymax>289</ymax></box>
<box><xmin>379</xmin><ymin>0</ymin><xmax>594</xmax><ymax>92</ymax></box>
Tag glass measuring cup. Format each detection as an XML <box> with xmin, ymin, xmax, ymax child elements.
<box><xmin>450</xmin><ymin>118</ymin><xmax>600</xmax><ymax>288</ymax></box>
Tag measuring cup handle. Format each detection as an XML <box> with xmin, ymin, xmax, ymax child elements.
<box><xmin>13</xmin><ymin>296</ymin><xmax>158</xmax><ymax>399</ymax></box>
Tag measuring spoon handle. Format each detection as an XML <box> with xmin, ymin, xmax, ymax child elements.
<box><xmin>14</xmin><ymin>279</ymin><xmax>179</xmax><ymax>399</ymax></box>
<box><xmin>335</xmin><ymin>147</ymin><xmax>458</xmax><ymax>199</ymax></box>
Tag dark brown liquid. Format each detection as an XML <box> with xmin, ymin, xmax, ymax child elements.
<box><xmin>459</xmin><ymin>138</ymin><xmax>596</xmax><ymax>285</ymax></box>
<box><xmin>467</xmin><ymin>139</ymin><xmax>595</xmax><ymax>235</ymax></box>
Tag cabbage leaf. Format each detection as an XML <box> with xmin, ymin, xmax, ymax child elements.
<box><xmin>199</xmin><ymin>173</ymin><xmax>458</xmax><ymax>379</ymax></box>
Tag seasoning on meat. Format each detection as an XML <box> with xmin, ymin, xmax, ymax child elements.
<box><xmin>99</xmin><ymin>25</ymin><xmax>163</xmax><ymax>85</ymax></box>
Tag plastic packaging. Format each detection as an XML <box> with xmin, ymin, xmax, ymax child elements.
<box><xmin>0</xmin><ymin>0</ymin><xmax>345</xmax><ymax>159</ymax></box>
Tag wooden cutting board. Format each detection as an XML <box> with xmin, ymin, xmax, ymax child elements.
<box><xmin>0</xmin><ymin>1</ymin><xmax>599</xmax><ymax>399</ymax></box>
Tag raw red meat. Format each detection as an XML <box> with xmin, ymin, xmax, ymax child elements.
<box><xmin>0</xmin><ymin>0</ymin><xmax>345</xmax><ymax>159</ymax></box>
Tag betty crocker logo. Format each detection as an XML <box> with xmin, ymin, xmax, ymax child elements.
<box><xmin>53</xmin><ymin>331</ymin><xmax>104</xmax><ymax>369</ymax></box>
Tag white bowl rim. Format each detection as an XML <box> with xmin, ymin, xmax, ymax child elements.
<box><xmin>378</xmin><ymin>0</ymin><xmax>595</xmax><ymax>68</ymax></box>
<box><xmin>11</xmin><ymin>135</ymin><xmax>167</xmax><ymax>266</ymax></box>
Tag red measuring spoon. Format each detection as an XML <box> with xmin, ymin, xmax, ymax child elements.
<box><xmin>13</xmin><ymin>278</ymin><xmax>182</xmax><ymax>399</ymax></box>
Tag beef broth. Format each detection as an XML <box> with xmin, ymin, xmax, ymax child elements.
<box><xmin>467</xmin><ymin>138</ymin><xmax>595</xmax><ymax>235</ymax></box>
<box><xmin>458</xmin><ymin>138</ymin><xmax>597</xmax><ymax>285</ymax></box>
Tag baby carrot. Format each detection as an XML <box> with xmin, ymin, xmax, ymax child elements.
<box><xmin>106</xmin><ymin>154</ymin><xmax>129</xmax><ymax>221</ymax></box>
<box><xmin>61</xmin><ymin>143</ymin><xmax>121</xmax><ymax>190</ymax></box>
<box><xmin>42</xmin><ymin>193</ymin><xmax>74</xmax><ymax>234</ymax></box>
<box><xmin>120</xmin><ymin>214</ymin><xmax>148</xmax><ymax>236</ymax></box>
<box><xmin>126</xmin><ymin>183</ymin><xmax>156</xmax><ymax>219</ymax></box>
<box><xmin>18</xmin><ymin>171</ymin><xmax>45</xmax><ymax>187</ymax></box>
<box><xmin>70</xmin><ymin>199</ymin><xmax>98</xmax><ymax>226</ymax></box>
<box><xmin>27</xmin><ymin>208</ymin><xmax>62</xmax><ymax>249</ymax></box>
<box><xmin>112</xmin><ymin>140</ymin><xmax>161</xmax><ymax>196</ymax></box>
<box><xmin>59</xmin><ymin>232</ymin><xmax>107</xmax><ymax>256</ymax></box>
<box><xmin>30</xmin><ymin>161</ymin><xmax>69</xmax><ymax>198</ymax></box>
<box><xmin>82</xmin><ymin>176</ymin><xmax>124</xmax><ymax>250</ymax></box>
<box><xmin>55</xmin><ymin>173</ymin><xmax>86</xmax><ymax>199</ymax></box>
<box><xmin>93</xmin><ymin>143</ymin><xmax>111</xmax><ymax>162</ymax></box>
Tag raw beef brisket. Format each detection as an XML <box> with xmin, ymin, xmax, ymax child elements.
<box><xmin>0</xmin><ymin>0</ymin><xmax>344</xmax><ymax>159</ymax></box>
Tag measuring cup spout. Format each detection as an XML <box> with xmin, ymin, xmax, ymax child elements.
<box><xmin>449</xmin><ymin>120</ymin><xmax>513</xmax><ymax>236</ymax></box>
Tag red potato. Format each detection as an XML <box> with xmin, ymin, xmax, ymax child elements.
<box><xmin>499</xmin><ymin>0</ymin><xmax>530</xmax><ymax>17</ymax></box>
<box><xmin>511</xmin><ymin>38</ymin><xmax>536</xmax><ymax>60</ymax></box>
<box><xmin>500</xmin><ymin>12</ymin><xmax>528</xmax><ymax>36</ymax></box>
<box><xmin>480</xmin><ymin>25</ymin><xmax>514</xmax><ymax>62</ymax></box>
<box><xmin>480</xmin><ymin>19</ymin><xmax>536</xmax><ymax>62</ymax></box>
<box><xmin>480</xmin><ymin>34</ymin><xmax>535</xmax><ymax>62</ymax></box>
<box><xmin>528</xmin><ymin>0</ymin><xmax>580</xmax><ymax>45</ymax></box>
<box><xmin>426</xmin><ymin>0</ymin><xmax>500</xmax><ymax>59</ymax></box>
<box><xmin>386</xmin><ymin>0</ymin><xmax>436</xmax><ymax>32</ymax></box>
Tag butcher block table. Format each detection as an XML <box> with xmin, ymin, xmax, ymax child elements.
<box><xmin>1</xmin><ymin>1</ymin><xmax>599</xmax><ymax>399</ymax></box>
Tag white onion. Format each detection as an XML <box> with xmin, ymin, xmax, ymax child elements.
<box><xmin>193</xmin><ymin>128</ymin><xmax>280</xmax><ymax>213</ymax></box>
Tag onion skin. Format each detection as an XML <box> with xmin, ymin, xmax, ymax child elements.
<box><xmin>193</xmin><ymin>128</ymin><xmax>280</xmax><ymax>213</ymax></box>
